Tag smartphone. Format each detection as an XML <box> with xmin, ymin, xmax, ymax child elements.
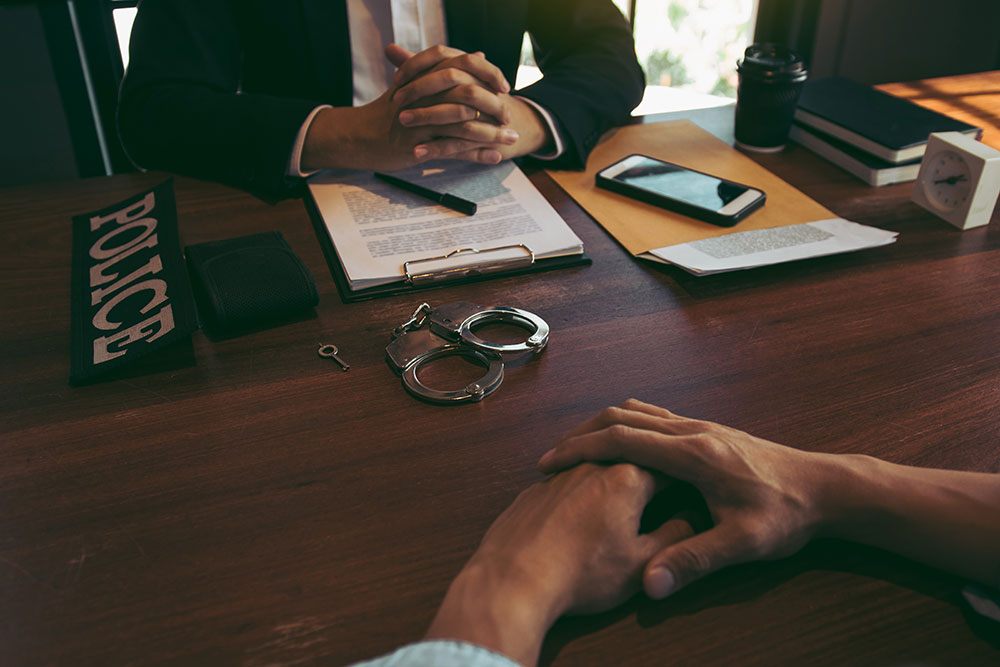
<box><xmin>595</xmin><ymin>154</ymin><xmax>766</xmax><ymax>226</ymax></box>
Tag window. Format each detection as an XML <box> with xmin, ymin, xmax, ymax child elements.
<box><xmin>36</xmin><ymin>0</ymin><xmax>138</xmax><ymax>177</ymax></box>
<box><xmin>112</xmin><ymin>4</ymin><xmax>137</xmax><ymax>68</ymax></box>
<box><xmin>517</xmin><ymin>0</ymin><xmax>757</xmax><ymax>115</ymax></box>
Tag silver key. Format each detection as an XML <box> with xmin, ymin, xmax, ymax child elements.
<box><xmin>317</xmin><ymin>343</ymin><xmax>350</xmax><ymax>371</ymax></box>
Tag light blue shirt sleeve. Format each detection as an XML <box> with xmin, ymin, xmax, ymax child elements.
<box><xmin>350</xmin><ymin>640</ymin><xmax>522</xmax><ymax>667</ymax></box>
<box><xmin>962</xmin><ymin>584</ymin><xmax>1000</xmax><ymax>622</ymax></box>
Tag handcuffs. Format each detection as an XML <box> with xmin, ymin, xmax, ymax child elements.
<box><xmin>386</xmin><ymin>301</ymin><xmax>549</xmax><ymax>404</ymax></box>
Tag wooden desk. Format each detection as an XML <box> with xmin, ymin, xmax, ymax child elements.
<box><xmin>3</xmin><ymin>76</ymin><xmax>1000</xmax><ymax>665</ymax></box>
<box><xmin>877</xmin><ymin>70</ymin><xmax>1000</xmax><ymax>150</ymax></box>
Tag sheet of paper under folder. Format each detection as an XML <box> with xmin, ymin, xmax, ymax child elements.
<box><xmin>649</xmin><ymin>218</ymin><xmax>897</xmax><ymax>275</ymax></box>
<box><xmin>308</xmin><ymin>161</ymin><xmax>584</xmax><ymax>290</ymax></box>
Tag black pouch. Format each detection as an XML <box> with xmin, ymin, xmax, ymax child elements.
<box><xmin>185</xmin><ymin>232</ymin><xmax>318</xmax><ymax>338</ymax></box>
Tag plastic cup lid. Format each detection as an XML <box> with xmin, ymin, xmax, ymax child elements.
<box><xmin>737</xmin><ymin>43</ymin><xmax>807</xmax><ymax>82</ymax></box>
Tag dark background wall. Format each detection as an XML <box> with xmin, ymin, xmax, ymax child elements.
<box><xmin>810</xmin><ymin>0</ymin><xmax>1000</xmax><ymax>83</ymax></box>
<box><xmin>756</xmin><ymin>0</ymin><xmax>1000</xmax><ymax>83</ymax></box>
<box><xmin>1</xmin><ymin>3</ymin><xmax>80</xmax><ymax>185</ymax></box>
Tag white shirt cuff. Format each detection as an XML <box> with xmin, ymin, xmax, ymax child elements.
<box><xmin>287</xmin><ymin>104</ymin><xmax>333</xmax><ymax>178</ymax></box>
<box><xmin>515</xmin><ymin>96</ymin><xmax>565</xmax><ymax>161</ymax></box>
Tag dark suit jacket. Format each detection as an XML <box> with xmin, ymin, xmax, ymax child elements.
<box><xmin>118</xmin><ymin>0</ymin><xmax>644</xmax><ymax>198</ymax></box>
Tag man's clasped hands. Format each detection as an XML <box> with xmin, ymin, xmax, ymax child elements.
<box><xmin>422</xmin><ymin>399</ymin><xmax>839</xmax><ymax>665</ymax></box>
<box><xmin>301</xmin><ymin>44</ymin><xmax>552</xmax><ymax>173</ymax></box>
<box><xmin>417</xmin><ymin>398</ymin><xmax>1000</xmax><ymax>666</ymax></box>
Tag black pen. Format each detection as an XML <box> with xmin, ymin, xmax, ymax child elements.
<box><xmin>373</xmin><ymin>172</ymin><xmax>478</xmax><ymax>216</ymax></box>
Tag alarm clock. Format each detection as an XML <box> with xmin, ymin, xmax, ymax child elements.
<box><xmin>911</xmin><ymin>131</ymin><xmax>1000</xmax><ymax>230</ymax></box>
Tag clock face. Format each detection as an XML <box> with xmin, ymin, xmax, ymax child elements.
<box><xmin>912</xmin><ymin>131</ymin><xmax>1000</xmax><ymax>230</ymax></box>
<box><xmin>920</xmin><ymin>149</ymin><xmax>972</xmax><ymax>211</ymax></box>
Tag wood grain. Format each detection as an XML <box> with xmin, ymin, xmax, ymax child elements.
<box><xmin>2</xmin><ymin>74</ymin><xmax>1000</xmax><ymax>665</ymax></box>
<box><xmin>877</xmin><ymin>70</ymin><xmax>1000</xmax><ymax>149</ymax></box>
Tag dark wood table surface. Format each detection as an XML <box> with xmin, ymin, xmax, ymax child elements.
<box><xmin>3</xmin><ymin>76</ymin><xmax>1000</xmax><ymax>665</ymax></box>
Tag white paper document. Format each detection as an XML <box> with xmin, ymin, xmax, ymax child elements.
<box><xmin>648</xmin><ymin>218</ymin><xmax>898</xmax><ymax>275</ymax></box>
<box><xmin>308</xmin><ymin>161</ymin><xmax>583</xmax><ymax>290</ymax></box>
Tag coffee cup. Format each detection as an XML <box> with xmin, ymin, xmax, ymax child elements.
<box><xmin>734</xmin><ymin>43</ymin><xmax>808</xmax><ymax>152</ymax></box>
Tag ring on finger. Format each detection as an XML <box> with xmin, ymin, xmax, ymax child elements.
<box><xmin>474</xmin><ymin>109</ymin><xmax>481</xmax><ymax>121</ymax></box>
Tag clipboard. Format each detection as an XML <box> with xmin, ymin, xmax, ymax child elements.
<box><xmin>304</xmin><ymin>191</ymin><xmax>591</xmax><ymax>302</ymax></box>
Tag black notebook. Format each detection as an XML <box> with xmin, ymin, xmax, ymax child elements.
<box><xmin>789</xmin><ymin>121</ymin><xmax>921</xmax><ymax>187</ymax></box>
<box><xmin>794</xmin><ymin>77</ymin><xmax>982</xmax><ymax>164</ymax></box>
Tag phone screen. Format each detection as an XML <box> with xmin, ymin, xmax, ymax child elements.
<box><xmin>609</xmin><ymin>157</ymin><xmax>751</xmax><ymax>211</ymax></box>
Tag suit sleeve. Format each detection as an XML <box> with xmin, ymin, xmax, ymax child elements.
<box><xmin>117</xmin><ymin>0</ymin><xmax>318</xmax><ymax>199</ymax></box>
<box><xmin>516</xmin><ymin>0</ymin><xmax>644</xmax><ymax>169</ymax></box>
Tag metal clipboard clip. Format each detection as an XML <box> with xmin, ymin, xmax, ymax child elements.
<box><xmin>403</xmin><ymin>244</ymin><xmax>535</xmax><ymax>286</ymax></box>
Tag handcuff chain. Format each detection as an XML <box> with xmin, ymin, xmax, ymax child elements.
<box><xmin>392</xmin><ymin>302</ymin><xmax>432</xmax><ymax>339</ymax></box>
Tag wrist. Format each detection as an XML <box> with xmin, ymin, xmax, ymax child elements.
<box><xmin>426</xmin><ymin>556</ymin><xmax>566</xmax><ymax>667</ymax></box>
<box><xmin>507</xmin><ymin>96</ymin><xmax>551</xmax><ymax>157</ymax></box>
<box><xmin>813</xmin><ymin>452</ymin><xmax>890</xmax><ymax>540</ymax></box>
<box><xmin>301</xmin><ymin>105</ymin><xmax>382</xmax><ymax>172</ymax></box>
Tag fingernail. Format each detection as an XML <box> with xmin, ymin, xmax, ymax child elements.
<box><xmin>646</xmin><ymin>567</ymin><xmax>675</xmax><ymax>599</ymax></box>
<box><xmin>399</xmin><ymin>111</ymin><xmax>414</xmax><ymax>125</ymax></box>
<box><xmin>414</xmin><ymin>146</ymin><xmax>429</xmax><ymax>159</ymax></box>
<box><xmin>483</xmin><ymin>151</ymin><xmax>502</xmax><ymax>164</ymax></box>
<box><xmin>538</xmin><ymin>449</ymin><xmax>556</xmax><ymax>467</ymax></box>
<box><xmin>500</xmin><ymin>129</ymin><xmax>519</xmax><ymax>143</ymax></box>
<box><xmin>502</xmin><ymin>80</ymin><xmax>511</xmax><ymax>93</ymax></box>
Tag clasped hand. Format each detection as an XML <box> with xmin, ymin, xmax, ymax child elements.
<box><xmin>422</xmin><ymin>400</ymin><xmax>999</xmax><ymax>667</ymax></box>
<box><xmin>426</xmin><ymin>462</ymin><xmax>693</xmax><ymax>666</ymax></box>
<box><xmin>302</xmin><ymin>44</ymin><xmax>550</xmax><ymax>173</ymax></box>
<box><xmin>426</xmin><ymin>400</ymin><xmax>831</xmax><ymax>666</ymax></box>
<box><xmin>538</xmin><ymin>399</ymin><xmax>829</xmax><ymax>599</ymax></box>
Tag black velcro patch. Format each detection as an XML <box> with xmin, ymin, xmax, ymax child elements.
<box><xmin>70</xmin><ymin>179</ymin><xmax>198</xmax><ymax>385</ymax></box>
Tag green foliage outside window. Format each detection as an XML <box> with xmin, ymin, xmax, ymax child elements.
<box><xmin>519</xmin><ymin>0</ymin><xmax>753</xmax><ymax>101</ymax></box>
<box><xmin>635</xmin><ymin>0</ymin><xmax>754</xmax><ymax>99</ymax></box>
<box><xmin>644</xmin><ymin>49</ymin><xmax>692</xmax><ymax>88</ymax></box>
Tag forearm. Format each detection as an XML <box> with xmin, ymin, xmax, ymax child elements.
<box><xmin>500</xmin><ymin>97</ymin><xmax>553</xmax><ymax>159</ymax></box>
<box><xmin>119</xmin><ymin>0</ymin><xmax>317</xmax><ymax>197</ymax></box>
<box><xmin>300</xmin><ymin>106</ymin><xmax>381</xmax><ymax>172</ymax></box>
<box><xmin>518</xmin><ymin>0</ymin><xmax>644</xmax><ymax>167</ymax></box>
<box><xmin>818</xmin><ymin>453</ymin><xmax>1000</xmax><ymax>586</ymax></box>
<box><xmin>119</xmin><ymin>83</ymin><xmax>315</xmax><ymax>197</ymax></box>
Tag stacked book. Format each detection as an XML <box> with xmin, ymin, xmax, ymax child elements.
<box><xmin>790</xmin><ymin>77</ymin><xmax>982</xmax><ymax>187</ymax></box>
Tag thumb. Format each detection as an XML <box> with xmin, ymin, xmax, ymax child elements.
<box><xmin>642</xmin><ymin>524</ymin><xmax>751</xmax><ymax>599</ymax></box>
<box><xmin>639</xmin><ymin>515</ymin><xmax>696</xmax><ymax>562</ymax></box>
<box><xmin>385</xmin><ymin>43</ymin><xmax>414</xmax><ymax>68</ymax></box>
